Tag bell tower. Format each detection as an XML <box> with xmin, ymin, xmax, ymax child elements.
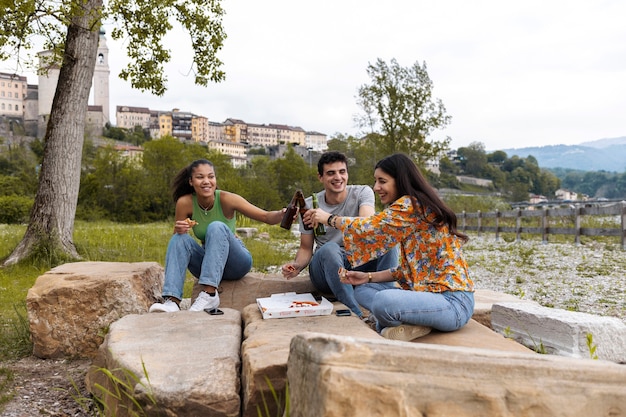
<box><xmin>93</xmin><ymin>28</ymin><xmax>110</xmax><ymax>124</ymax></box>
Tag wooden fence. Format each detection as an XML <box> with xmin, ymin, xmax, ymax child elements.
<box><xmin>458</xmin><ymin>201</ymin><xmax>626</xmax><ymax>249</ymax></box>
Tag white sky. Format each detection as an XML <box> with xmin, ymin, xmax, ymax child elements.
<box><xmin>5</xmin><ymin>0</ymin><xmax>626</xmax><ymax>151</ymax></box>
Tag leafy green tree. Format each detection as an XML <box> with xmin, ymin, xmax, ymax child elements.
<box><xmin>487</xmin><ymin>150</ymin><xmax>508</xmax><ymax>164</ymax></box>
<box><xmin>457</xmin><ymin>142</ymin><xmax>488</xmax><ymax>177</ymax></box>
<box><xmin>271</xmin><ymin>146</ymin><xmax>311</xmax><ymax>204</ymax></box>
<box><xmin>141</xmin><ymin>137</ymin><xmax>210</xmax><ymax>219</ymax></box>
<box><xmin>103</xmin><ymin>124</ymin><xmax>128</xmax><ymax>141</ymax></box>
<box><xmin>238</xmin><ymin>156</ymin><xmax>282</xmax><ymax>210</ymax></box>
<box><xmin>326</xmin><ymin>135</ymin><xmax>350</xmax><ymax>154</ymax></box>
<box><xmin>355</xmin><ymin>58</ymin><xmax>451</xmax><ymax>165</ymax></box>
<box><xmin>509</xmin><ymin>182</ymin><xmax>531</xmax><ymax>203</ymax></box>
<box><xmin>1</xmin><ymin>0</ymin><xmax>226</xmax><ymax>265</ymax></box>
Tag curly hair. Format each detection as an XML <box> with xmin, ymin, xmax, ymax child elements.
<box><xmin>317</xmin><ymin>151</ymin><xmax>348</xmax><ymax>176</ymax></box>
<box><xmin>171</xmin><ymin>159</ymin><xmax>214</xmax><ymax>202</ymax></box>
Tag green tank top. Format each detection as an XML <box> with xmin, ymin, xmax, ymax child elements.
<box><xmin>191</xmin><ymin>191</ymin><xmax>236</xmax><ymax>242</ymax></box>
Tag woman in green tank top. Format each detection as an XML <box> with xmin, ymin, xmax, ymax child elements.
<box><xmin>149</xmin><ymin>159</ymin><xmax>284</xmax><ymax>313</ymax></box>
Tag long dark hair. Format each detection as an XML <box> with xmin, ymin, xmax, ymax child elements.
<box><xmin>375</xmin><ymin>153</ymin><xmax>468</xmax><ymax>242</ymax></box>
<box><xmin>171</xmin><ymin>159</ymin><xmax>215</xmax><ymax>202</ymax></box>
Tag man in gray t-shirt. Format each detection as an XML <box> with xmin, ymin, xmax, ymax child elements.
<box><xmin>281</xmin><ymin>151</ymin><xmax>398</xmax><ymax>318</ymax></box>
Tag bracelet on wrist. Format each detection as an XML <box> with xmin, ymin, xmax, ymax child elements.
<box><xmin>327</xmin><ymin>214</ymin><xmax>336</xmax><ymax>227</ymax></box>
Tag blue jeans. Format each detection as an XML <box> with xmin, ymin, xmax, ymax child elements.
<box><xmin>354</xmin><ymin>285</ymin><xmax>474</xmax><ymax>332</ymax></box>
<box><xmin>308</xmin><ymin>242</ymin><xmax>398</xmax><ymax>317</ymax></box>
<box><xmin>162</xmin><ymin>222</ymin><xmax>252</xmax><ymax>300</ymax></box>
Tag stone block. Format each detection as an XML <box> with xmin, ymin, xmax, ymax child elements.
<box><xmin>492</xmin><ymin>302</ymin><xmax>626</xmax><ymax>363</ymax></box>
<box><xmin>472</xmin><ymin>289</ymin><xmax>538</xmax><ymax>328</ymax></box>
<box><xmin>288</xmin><ymin>332</ymin><xmax>626</xmax><ymax>417</ymax></box>
<box><xmin>26</xmin><ymin>261</ymin><xmax>163</xmax><ymax>359</ymax></box>
<box><xmin>236</xmin><ymin>227</ymin><xmax>258</xmax><ymax>237</ymax></box>
<box><xmin>240</xmin><ymin>303</ymin><xmax>381</xmax><ymax>417</ymax></box>
<box><xmin>414</xmin><ymin>319</ymin><xmax>533</xmax><ymax>353</ymax></box>
<box><xmin>191</xmin><ymin>272</ymin><xmax>316</xmax><ymax>311</ymax></box>
<box><xmin>86</xmin><ymin>310</ymin><xmax>242</xmax><ymax>417</ymax></box>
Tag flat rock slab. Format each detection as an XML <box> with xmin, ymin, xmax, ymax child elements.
<box><xmin>26</xmin><ymin>261</ymin><xmax>163</xmax><ymax>359</ymax></box>
<box><xmin>492</xmin><ymin>302</ymin><xmax>626</xmax><ymax>363</ymax></box>
<box><xmin>415</xmin><ymin>319</ymin><xmax>533</xmax><ymax>353</ymax></box>
<box><xmin>86</xmin><ymin>310</ymin><xmax>242</xmax><ymax>417</ymax></box>
<box><xmin>192</xmin><ymin>272</ymin><xmax>316</xmax><ymax>311</ymax></box>
<box><xmin>240</xmin><ymin>303</ymin><xmax>382</xmax><ymax>417</ymax></box>
<box><xmin>473</xmin><ymin>289</ymin><xmax>538</xmax><ymax>329</ymax></box>
<box><xmin>288</xmin><ymin>332</ymin><xmax>626</xmax><ymax>417</ymax></box>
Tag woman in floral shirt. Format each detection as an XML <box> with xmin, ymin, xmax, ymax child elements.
<box><xmin>308</xmin><ymin>153</ymin><xmax>474</xmax><ymax>341</ymax></box>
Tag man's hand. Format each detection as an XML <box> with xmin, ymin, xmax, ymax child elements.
<box><xmin>281</xmin><ymin>263</ymin><xmax>300</xmax><ymax>279</ymax></box>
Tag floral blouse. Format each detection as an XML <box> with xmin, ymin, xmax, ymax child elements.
<box><xmin>337</xmin><ymin>195</ymin><xmax>474</xmax><ymax>293</ymax></box>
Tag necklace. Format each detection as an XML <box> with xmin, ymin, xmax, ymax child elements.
<box><xmin>198</xmin><ymin>200</ymin><xmax>214</xmax><ymax>215</ymax></box>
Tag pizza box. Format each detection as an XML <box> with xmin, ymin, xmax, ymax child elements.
<box><xmin>256</xmin><ymin>292</ymin><xmax>333</xmax><ymax>319</ymax></box>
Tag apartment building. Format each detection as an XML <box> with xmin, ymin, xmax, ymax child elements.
<box><xmin>116</xmin><ymin>106</ymin><xmax>151</xmax><ymax>130</ymax></box>
<box><xmin>268</xmin><ymin>124</ymin><xmax>306</xmax><ymax>146</ymax></box>
<box><xmin>191</xmin><ymin>115</ymin><xmax>209</xmax><ymax>142</ymax></box>
<box><xmin>305</xmin><ymin>131</ymin><xmax>328</xmax><ymax>152</ymax></box>
<box><xmin>0</xmin><ymin>72</ymin><xmax>27</xmax><ymax>118</ymax></box>
<box><xmin>208</xmin><ymin>139</ymin><xmax>247</xmax><ymax>163</ymax></box>
<box><xmin>171</xmin><ymin>109</ymin><xmax>193</xmax><ymax>141</ymax></box>
<box><xmin>247</xmin><ymin>123</ymin><xmax>279</xmax><ymax>147</ymax></box>
<box><xmin>207</xmin><ymin>121</ymin><xmax>225</xmax><ymax>142</ymax></box>
<box><xmin>223</xmin><ymin>118</ymin><xmax>248</xmax><ymax>143</ymax></box>
<box><xmin>157</xmin><ymin>112</ymin><xmax>173</xmax><ymax>138</ymax></box>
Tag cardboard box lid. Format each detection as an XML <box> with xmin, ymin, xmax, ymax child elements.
<box><xmin>256</xmin><ymin>292</ymin><xmax>333</xmax><ymax>319</ymax></box>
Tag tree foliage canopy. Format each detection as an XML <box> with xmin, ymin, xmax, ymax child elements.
<box><xmin>355</xmin><ymin>58</ymin><xmax>451</xmax><ymax>164</ymax></box>
<box><xmin>1</xmin><ymin>0</ymin><xmax>226</xmax><ymax>95</ymax></box>
<box><xmin>0</xmin><ymin>0</ymin><xmax>227</xmax><ymax>265</ymax></box>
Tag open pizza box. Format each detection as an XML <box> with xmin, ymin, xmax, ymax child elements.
<box><xmin>256</xmin><ymin>292</ymin><xmax>333</xmax><ymax>319</ymax></box>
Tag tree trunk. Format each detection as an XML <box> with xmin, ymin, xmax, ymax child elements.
<box><xmin>3</xmin><ymin>2</ymin><xmax>102</xmax><ymax>266</ymax></box>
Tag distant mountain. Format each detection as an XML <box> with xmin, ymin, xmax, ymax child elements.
<box><xmin>500</xmin><ymin>136</ymin><xmax>626</xmax><ymax>172</ymax></box>
<box><xmin>578</xmin><ymin>136</ymin><xmax>626</xmax><ymax>149</ymax></box>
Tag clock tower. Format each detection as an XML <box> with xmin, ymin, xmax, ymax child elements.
<box><xmin>93</xmin><ymin>29</ymin><xmax>110</xmax><ymax>124</ymax></box>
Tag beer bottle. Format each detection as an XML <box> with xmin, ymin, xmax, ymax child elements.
<box><xmin>280</xmin><ymin>191</ymin><xmax>299</xmax><ymax>230</ymax></box>
<box><xmin>296</xmin><ymin>190</ymin><xmax>312</xmax><ymax>230</ymax></box>
<box><xmin>311</xmin><ymin>193</ymin><xmax>326</xmax><ymax>236</ymax></box>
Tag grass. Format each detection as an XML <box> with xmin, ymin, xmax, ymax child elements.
<box><xmin>0</xmin><ymin>219</ymin><xmax>297</xmax><ymax>363</ymax></box>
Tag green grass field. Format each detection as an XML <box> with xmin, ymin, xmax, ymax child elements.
<box><xmin>0</xmin><ymin>220</ymin><xmax>297</xmax><ymax>362</ymax></box>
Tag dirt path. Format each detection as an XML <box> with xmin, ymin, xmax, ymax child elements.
<box><xmin>1</xmin><ymin>357</ymin><xmax>93</xmax><ymax>416</ymax></box>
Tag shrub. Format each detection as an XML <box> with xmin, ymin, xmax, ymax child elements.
<box><xmin>0</xmin><ymin>196</ymin><xmax>33</xmax><ymax>224</ymax></box>
<box><xmin>0</xmin><ymin>176</ymin><xmax>27</xmax><ymax>196</ymax></box>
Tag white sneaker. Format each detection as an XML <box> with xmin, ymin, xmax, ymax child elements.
<box><xmin>189</xmin><ymin>291</ymin><xmax>220</xmax><ymax>312</ymax></box>
<box><xmin>381</xmin><ymin>324</ymin><xmax>431</xmax><ymax>341</ymax></box>
<box><xmin>149</xmin><ymin>299</ymin><xmax>180</xmax><ymax>313</ymax></box>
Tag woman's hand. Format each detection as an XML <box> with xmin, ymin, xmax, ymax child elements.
<box><xmin>341</xmin><ymin>270</ymin><xmax>369</xmax><ymax>286</ymax></box>
<box><xmin>174</xmin><ymin>219</ymin><xmax>195</xmax><ymax>234</ymax></box>
<box><xmin>306</xmin><ymin>208</ymin><xmax>330</xmax><ymax>229</ymax></box>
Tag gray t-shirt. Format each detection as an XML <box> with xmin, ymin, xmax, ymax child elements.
<box><xmin>299</xmin><ymin>185</ymin><xmax>375</xmax><ymax>248</ymax></box>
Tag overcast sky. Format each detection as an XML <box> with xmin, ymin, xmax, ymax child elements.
<box><xmin>6</xmin><ymin>0</ymin><xmax>626</xmax><ymax>151</ymax></box>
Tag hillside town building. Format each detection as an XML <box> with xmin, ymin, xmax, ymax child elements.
<box><xmin>0</xmin><ymin>30</ymin><xmax>328</xmax><ymax>166</ymax></box>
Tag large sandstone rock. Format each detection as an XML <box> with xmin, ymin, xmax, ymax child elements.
<box><xmin>26</xmin><ymin>261</ymin><xmax>163</xmax><ymax>359</ymax></box>
<box><xmin>492</xmin><ymin>301</ymin><xmax>626</xmax><ymax>363</ymax></box>
<box><xmin>414</xmin><ymin>319</ymin><xmax>533</xmax><ymax>353</ymax></box>
<box><xmin>240</xmin><ymin>303</ymin><xmax>382</xmax><ymax>417</ymax></box>
<box><xmin>86</xmin><ymin>310</ymin><xmax>242</xmax><ymax>417</ymax></box>
<box><xmin>191</xmin><ymin>272</ymin><xmax>316</xmax><ymax>311</ymax></box>
<box><xmin>472</xmin><ymin>289</ymin><xmax>538</xmax><ymax>329</ymax></box>
<box><xmin>288</xmin><ymin>332</ymin><xmax>626</xmax><ymax>417</ymax></box>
